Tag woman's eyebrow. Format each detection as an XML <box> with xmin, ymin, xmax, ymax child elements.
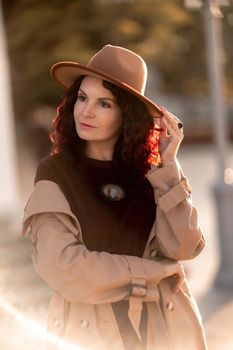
<box><xmin>78</xmin><ymin>88</ymin><xmax>116</xmax><ymax>102</ymax></box>
<box><xmin>98</xmin><ymin>97</ymin><xmax>116</xmax><ymax>103</ymax></box>
<box><xmin>78</xmin><ymin>88</ymin><xmax>86</xmax><ymax>95</ymax></box>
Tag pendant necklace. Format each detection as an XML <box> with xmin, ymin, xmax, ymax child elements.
<box><xmin>100</xmin><ymin>183</ymin><xmax>126</xmax><ymax>201</ymax></box>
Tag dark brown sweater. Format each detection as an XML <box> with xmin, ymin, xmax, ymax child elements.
<box><xmin>35</xmin><ymin>153</ymin><xmax>156</xmax><ymax>350</ymax></box>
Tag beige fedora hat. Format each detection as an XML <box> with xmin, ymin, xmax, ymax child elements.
<box><xmin>50</xmin><ymin>44</ymin><xmax>162</xmax><ymax>117</ymax></box>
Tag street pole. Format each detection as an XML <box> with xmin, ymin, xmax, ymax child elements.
<box><xmin>0</xmin><ymin>2</ymin><xmax>20</xmax><ymax>226</ymax></box>
<box><xmin>203</xmin><ymin>0</ymin><xmax>233</xmax><ymax>288</ymax></box>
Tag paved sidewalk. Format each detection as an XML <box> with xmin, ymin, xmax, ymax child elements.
<box><xmin>205</xmin><ymin>299</ymin><xmax>233</xmax><ymax>350</ymax></box>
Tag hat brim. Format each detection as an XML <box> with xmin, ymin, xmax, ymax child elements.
<box><xmin>50</xmin><ymin>62</ymin><xmax>162</xmax><ymax>118</ymax></box>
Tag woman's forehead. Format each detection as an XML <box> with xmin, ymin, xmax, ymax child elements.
<box><xmin>80</xmin><ymin>76</ymin><xmax>113</xmax><ymax>96</ymax></box>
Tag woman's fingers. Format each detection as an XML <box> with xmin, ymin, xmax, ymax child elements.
<box><xmin>172</xmin><ymin>264</ymin><xmax>186</xmax><ymax>293</ymax></box>
<box><xmin>160</xmin><ymin>259</ymin><xmax>186</xmax><ymax>292</ymax></box>
<box><xmin>158</xmin><ymin>107</ymin><xmax>184</xmax><ymax>165</ymax></box>
<box><xmin>161</xmin><ymin>109</ymin><xmax>183</xmax><ymax>138</ymax></box>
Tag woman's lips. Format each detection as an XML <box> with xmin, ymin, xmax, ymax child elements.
<box><xmin>79</xmin><ymin>122</ymin><xmax>96</xmax><ymax>129</ymax></box>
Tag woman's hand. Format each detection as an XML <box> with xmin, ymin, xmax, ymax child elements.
<box><xmin>158</xmin><ymin>107</ymin><xmax>184</xmax><ymax>166</ymax></box>
<box><xmin>161</xmin><ymin>259</ymin><xmax>186</xmax><ymax>293</ymax></box>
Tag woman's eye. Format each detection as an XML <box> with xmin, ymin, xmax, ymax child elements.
<box><xmin>77</xmin><ymin>94</ymin><xmax>86</xmax><ymax>102</ymax></box>
<box><xmin>101</xmin><ymin>101</ymin><xmax>111</xmax><ymax>108</ymax></box>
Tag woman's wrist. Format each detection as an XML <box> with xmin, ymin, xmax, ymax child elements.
<box><xmin>160</xmin><ymin>259</ymin><xmax>179</xmax><ymax>278</ymax></box>
<box><xmin>160</xmin><ymin>158</ymin><xmax>176</xmax><ymax>167</ymax></box>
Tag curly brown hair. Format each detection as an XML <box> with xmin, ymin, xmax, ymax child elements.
<box><xmin>50</xmin><ymin>76</ymin><xmax>160</xmax><ymax>179</ymax></box>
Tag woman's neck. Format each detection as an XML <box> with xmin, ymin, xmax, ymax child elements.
<box><xmin>85</xmin><ymin>142</ymin><xmax>114</xmax><ymax>161</ymax></box>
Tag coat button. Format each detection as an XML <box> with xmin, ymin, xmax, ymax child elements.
<box><xmin>166</xmin><ymin>302</ymin><xmax>174</xmax><ymax>311</ymax></box>
<box><xmin>80</xmin><ymin>319</ymin><xmax>89</xmax><ymax>328</ymax></box>
<box><xmin>53</xmin><ymin>318</ymin><xmax>61</xmax><ymax>328</ymax></box>
<box><xmin>150</xmin><ymin>249</ymin><xmax>157</xmax><ymax>258</ymax></box>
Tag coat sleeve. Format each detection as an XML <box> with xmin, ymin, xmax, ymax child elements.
<box><xmin>28</xmin><ymin>211</ymin><xmax>169</xmax><ymax>304</ymax></box>
<box><xmin>146</xmin><ymin>159</ymin><xmax>206</xmax><ymax>261</ymax></box>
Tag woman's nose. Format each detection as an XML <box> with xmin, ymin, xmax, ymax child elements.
<box><xmin>82</xmin><ymin>102</ymin><xmax>95</xmax><ymax>117</ymax></box>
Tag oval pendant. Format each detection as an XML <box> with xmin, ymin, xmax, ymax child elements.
<box><xmin>100</xmin><ymin>183</ymin><xmax>126</xmax><ymax>201</ymax></box>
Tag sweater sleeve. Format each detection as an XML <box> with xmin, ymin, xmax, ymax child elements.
<box><xmin>146</xmin><ymin>159</ymin><xmax>206</xmax><ymax>261</ymax></box>
<box><xmin>29</xmin><ymin>211</ymin><xmax>168</xmax><ymax>304</ymax></box>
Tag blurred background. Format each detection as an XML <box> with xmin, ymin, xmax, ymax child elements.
<box><xmin>0</xmin><ymin>0</ymin><xmax>233</xmax><ymax>349</ymax></box>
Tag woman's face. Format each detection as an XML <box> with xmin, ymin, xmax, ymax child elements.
<box><xmin>74</xmin><ymin>76</ymin><xmax>122</xmax><ymax>152</ymax></box>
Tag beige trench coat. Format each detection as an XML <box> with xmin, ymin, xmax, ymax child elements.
<box><xmin>22</xmin><ymin>159</ymin><xmax>207</xmax><ymax>350</ymax></box>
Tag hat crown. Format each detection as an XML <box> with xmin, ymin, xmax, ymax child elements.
<box><xmin>88</xmin><ymin>45</ymin><xmax>147</xmax><ymax>95</ymax></box>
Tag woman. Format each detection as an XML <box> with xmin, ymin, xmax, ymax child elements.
<box><xmin>22</xmin><ymin>45</ymin><xmax>207</xmax><ymax>350</ymax></box>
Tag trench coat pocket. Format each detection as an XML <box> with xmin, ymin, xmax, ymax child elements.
<box><xmin>95</xmin><ymin>303</ymin><xmax>125</xmax><ymax>350</ymax></box>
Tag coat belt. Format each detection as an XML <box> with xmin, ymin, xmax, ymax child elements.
<box><xmin>128</xmin><ymin>289</ymin><xmax>170</xmax><ymax>349</ymax></box>
<box><xmin>125</xmin><ymin>256</ymin><xmax>170</xmax><ymax>348</ymax></box>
